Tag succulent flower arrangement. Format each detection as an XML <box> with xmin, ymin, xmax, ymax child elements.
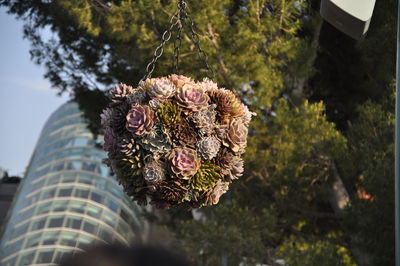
<box><xmin>101</xmin><ymin>75</ymin><xmax>255</xmax><ymax>209</ymax></box>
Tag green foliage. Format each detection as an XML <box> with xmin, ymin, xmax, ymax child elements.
<box><xmin>338</xmin><ymin>86</ymin><xmax>395</xmax><ymax>266</ymax></box>
<box><xmin>278</xmin><ymin>236</ymin><xmax>356</xmax><ymax>266</ymax></box>
<box><xmin>174</xmin><ymin>201</ymin><xmax>279</xmax><ymax>265</ymax></box>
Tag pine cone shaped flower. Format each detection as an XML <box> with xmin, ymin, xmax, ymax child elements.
<box><xmin>103</xmin><ymin>127</ymin><xmax>118</xmax><ymax>158</ymax></box>
<box><xmin>143</xmin><ymin>159</ymin><xmax>166</xmax><ymax>185</ymax></box>
<box><xmin>126</xmin><ymin>104</ymin><xmax>155</xmax><ymax>136</ymax></box>
<box><xmin>169</xmin><ymin>120</ymin><xmax>197</xmax><ymax>148</ymax></box>
<box><xmin>140</xmin><ymin>77</ymin><xmax>176</xmax><ymax>99</ymax></box>
<box><xmin>168</xmin><ymin>147</ymin><xmax>200</xmax><ymax>179</ymax></box>
<box><xmin>118</xmin><ymin>137</ymin><xmax>141</xmax><ymax>157</ymax></box>
<box><xmin>155</xmin><ymin>180</ymin><xmax>188</xmax><ymax>205</ymax></box>
<box><xmin>113</xmin><ymin>102</ymin><xmax>130</xmax><ymax>136</ymax></box>
<box><xmin>215</xmin><ymin>149</ymin><xmax>244</xmax><ymax>181</ymax></box>
<box><xmin>109</xmin><ymin>83</ymin><xmax>135</xmax><ymax>104</ymax></box>
<box><xmin>189</xmin><ymin>162</ymin><xmax>221</xmax><ymax>191</ymax></box>
<box><xmin>197</xmin><ymin>136</ymin><xmax>221</xmax><ymax>160</ymax></box>
<box><xmin>138</xmin><ymin>123</ymin><xmax>172</xmax><ymax>155</ymax></box>
<box><xmin>127</xmin><ymin>88</ymin><xmax>148</xmax><ymax>104</ymax></box>
<box><xmin>114</xmin><ymin>154</ymin><xmax>144</xmax><ymax>182</ymax></box>
<box><xmin>100</xmin><ymin>108</ymin><xmax>113</xmax><ymax>127</ymax></box>
<box><xmin>210</xmin><ymin>88</ymin><xmax>244</xmax><ymax>122</ymax></box>
<box><xmin>156</xmin><ymin>102</ymin><xmax>182</xmax><ymax>126</ymax></box>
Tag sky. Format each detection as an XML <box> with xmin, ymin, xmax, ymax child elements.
<box><xmin>0</xmin><ymin>8</ymin><xmax>69</xmax><ymax>177</ymax></box>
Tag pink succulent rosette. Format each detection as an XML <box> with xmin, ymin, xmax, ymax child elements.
<box><xmin>168</xmin><ymin>147</ymin><xmax>200</xmax><ymax>179</ymax></box>
<box><xmin>126</xmin><ymin>104</ymin><xmax>155</xmax><ymax>136</ymax></box>
<box><xmin>101</xmin><ymin>74</ymin><xmax>254</xmax><ymax>209</ymax></box>
<box><xmin>176</xmin><ymin>84</ymin><xmax>209</xmax><ymax>111</ymax></box>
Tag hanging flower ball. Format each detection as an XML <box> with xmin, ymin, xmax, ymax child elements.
<box><xmin>101</xmin><ymin>75</ymin><xmax>255</xmax><ymax>209</ymax></box>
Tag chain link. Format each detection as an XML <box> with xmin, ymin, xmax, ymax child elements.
<box><xmin>182</xmin><ymin>11</ymin><xmax>215</xmax><ymax>78</ymax></box>
<box><xmin>173</xmin><ymin>22</ymin><xmax>183</xmax><ymax>73</ymax></box>
<box><xmin>140</xmin><ymin>0</ymin><xmax>215</xmax><ymax>83</ymax></box>
<box><xmin>140</xmin><ymin>12</ymin><xmax>179</xmax><ymax>82</ymax></box>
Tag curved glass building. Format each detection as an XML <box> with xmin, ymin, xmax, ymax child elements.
<box><xmin>0</xmin><ymin>102</ymin><xmax>143</xmax><ymax>265</ymax></box>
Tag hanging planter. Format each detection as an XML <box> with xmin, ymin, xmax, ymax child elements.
<box><xmin>100</xmin><ymin>1</ymin><xmax>255</xmax><ymax>209</ymax></box>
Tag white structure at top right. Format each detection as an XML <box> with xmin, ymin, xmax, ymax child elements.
<box><xmin>320</xmin><ymin>0</ymin><xmax>376</xmax><ymax>40</ymax></box>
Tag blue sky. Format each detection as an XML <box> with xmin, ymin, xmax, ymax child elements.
<box><xmin>0</xmin><ymin>8</ymin><xmax>68</xmax><ymax>176</ymax></box>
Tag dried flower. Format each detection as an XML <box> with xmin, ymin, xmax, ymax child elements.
<box><xmin>126</xmin><ymin>104</ymin><xmax>155</xmax><ymax>136</ymax></box>
<box><xmin>200</xmin><ymin>78</ymin><xmax>218</xmax><ymax>91</ymax></box>
<box><xmin>191</xmin><ymin>104</ymin><xmax>217</xmax><ymax>130</ymax></box>
<box><xmin>169</xmin><ymin>74</ymin><xmax>194</xmax><ymax>88</ymax></box>
<box><xmin>215</xmin><ymin>148</ymin><xmax>243</xmax><ymax>180</ymax></box>
<box><xmin>169</xmin><ymin>120</ymin><xmax>197</xmax><ymax>148</ymax></box>
<box><xmin>109</xmin><ymin>83</ymin><xmax>135</xmax><ymax>104</ymax></box>
<box><xmin>168</xmin><ymin>147</ymin><xmax>200</xmax><ymax>179</ymax></box>
<box><xmin>113</xmin><ymin>103</ymin><xmax>130</xmax><ymax>136</ymax></box>
<box><xmin>127</xmin><ymin>88</ymin><xmax>147</xmax><ymax>104</ymax></box>
<box><xmin>204</xmin><ymin>180</ymin><xmax>229</xmax><ymax>205</ymax></box>
<box><xmin>149</xmin><ymin>99</ymin><xmax>162</xmax><ymax>111</ymax></box>
<box><xmin>100</xmin><ymin>108</ymin><xmax>113</xmax><ymax>127</ymax></box>
<box><xmin>210</xmin><ymin>88</ymin><xmax>243</xmax><ymax>122</ymax></box>
<box><xmin>225</xmin><ymin>118</ymin><xmax>248</xmax><ymax>153</ymax></box>
<box><xmin>118</xmin><ymin>137</ymin><xmax>141</xmax><ymax>157</ymax></box>
<box><xmin>141</xmin><ymin>77</ymin><xmax>176</xmax><ymax>99</ymax></box>
<box><xmin>176</xmin><ymin>84</ymin><xmax>209</xmax><ymax>111</ymax></box>
<box><xmin>197</xmin><ymin>136</ymin><xmax>221</xmax><ymax>160</ymax></box>
<box><xmin>103</xmin><ymin>127</ymin><xmax>117</xmax><ymax>158</ymax></box>
<box><xmin>143</xmin><ymin>159</ymin><xmax>165</xmax><ymax>185</ymax></box>
<box><xmin>154</xmin><ymin>180</ymin><xmax>188</xmax><ymax>205</ymax></box>
<box><xmin>240</xmin><ymin>104</ymin><xmax>256</xmax><ymax>126</ymax></box>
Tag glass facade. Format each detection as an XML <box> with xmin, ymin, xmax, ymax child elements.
<box><xmin>0</xmin><ymin>102</ymin><xmax>143</xmax><ymax>265</ymax></box>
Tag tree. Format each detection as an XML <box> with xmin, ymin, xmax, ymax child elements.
<box><xmin>1</xmin><ymin>0</ymin><xmax>395</xmax><ymax>265</ymax></box>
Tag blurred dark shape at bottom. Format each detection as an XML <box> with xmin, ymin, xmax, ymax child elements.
<box><xmin>59</xmin><ymin>244</ymin><xmax>192</xmax><ymax>266</ymax></box>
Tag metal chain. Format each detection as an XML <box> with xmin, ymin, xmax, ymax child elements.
<box><xmin>140</xmin><ymin>0</ymin><xmax>215</xmax><ymax>83</ymax></box>
<box><xmin>173</xmin><ymin>21</ymin><xmax>183</xmax><ymax>73</ymax></box>
<box><xmin>140</xmin><ymin>12</ymin><xmax>180</xmax><ymax>82</ymax></box>
<box><xmin>181</xmin><ymin>8</ymin><xmax>215</xmax><ymax>78</ymax></box>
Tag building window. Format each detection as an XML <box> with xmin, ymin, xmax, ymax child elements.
<box><xmin>86</xmin><ymin>204</ymin><xmax>102</xmax><ymax>219</ymax></box>
<box><xmin>48</xmin><ymin>216</ymin><xmax>64</xmax><ymax>228</ymax></box>
<box><xmin>31</xmin><ymin>218</ymin><xmax>46</xmax><ymax>231</ymax></box>
<box><xmin>65</xmin><ymin>216</ymin><xmax>82</xmax><ymax>230</ymax></box>
<box><xmin>36</xmin><ymin>250</ymin><xmax>54</xmax><ymax>263</ymax></box>
<box><xmin>58</xmin><ymin>187</ymin><xmax>73</xmax><ymax>197</ymax></box>
<box><xmin>62</xmin><ymin>173</ymin><xmax>77</xmax><ymax>183</ymax></box>
<box><xmin>59</xmin><ymin>232</ymin><xmax>78</xmax><ymax>247</ymax></box>
<box><xmin>18</xmin><ymin>251</ymin><xmax>35</xmax><ymax>266</ymax></box>
<box><xmin>36</xmin><ymin>202</ymin><xmax>52</xmax><ymax>215</ymax></box>
<box><xmin>52</xmin><ymin>200</ymin><xmax>68</xmax><ymax>212</ymax></box>
<box><xmin>41</xmin><ymin>188</ymin><xmax>56</xmax><ymax>200</ymax></box>
<box><xmin>83</xmin><ymin>221</ymin><xmax>97</xmax><ymax>234</ymax></box>
<box><xmin>42</xmin><ymin>231</ymin><xmax>58</xmax><ymax>245</ymax></box>
<box><xmin>69</xmin><ymin>200</ymin><xmax>86</xmax><ymax>214</ymax></box>
<box><xmin>74</xmin><ymin>188</ymin><xmax>89</xmax><ymax>199</ymax></box>
<box><xmin>90</xmin><ymin>192</ymin><xmax>103</xmax><ymax>204</ymax></box>
<box><xmin>24</xmin><ymin>233</ymin><xmax>41</xmax><ymax>248</ymax></box>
